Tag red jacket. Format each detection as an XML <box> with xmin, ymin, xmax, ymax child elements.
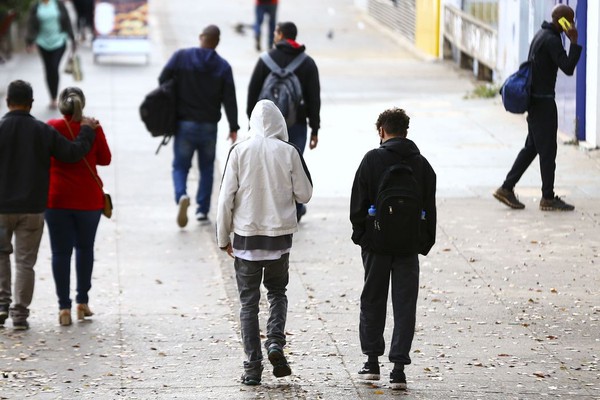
<box><xmin>256</xmin><ymin>0</ymin><xmax>277</xmax><ymax>4</ymax></box>
<box><xmin>47</xmin><ymin>117</ymin><xmax>111</xmax><ymax>210</ymax></box>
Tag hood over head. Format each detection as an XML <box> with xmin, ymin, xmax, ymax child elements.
<box><xmin>249</xmin><ymin>100</ymin><xmax>288</xmax><ymax>141</ymax></box>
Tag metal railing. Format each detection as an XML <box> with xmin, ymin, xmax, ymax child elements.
<box><xmin>443</xmin><ymin>4</ymin><xmax>497</xmax><ymax>70</ymax></box>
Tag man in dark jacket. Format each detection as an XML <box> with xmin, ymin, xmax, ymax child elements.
<box><xmin>494</xmin><ymin>4</ymin><xmax>581</xmax><ymax>211</ymax></box>
<box><xmin>159</xmin><ymin>25</ymin><xmax>239</xmax><ymax>227</ymax></box>
<box><xmin>247</xmin><ymin>21</ymin><xmax>321</xmax><ymax>221</ymax></box>
<box><xmin>0</xmin><ymin>80</ymin><xmax>97</xmax><ymax>330</ymax></box>
<box><xmin>350</xmin><ymin>108</ymin><xmax>436</xmax><ymax>391</ymax></box>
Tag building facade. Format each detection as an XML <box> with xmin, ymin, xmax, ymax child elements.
<box><xmin>357</xmin><ymin>0</ymin><xmax>599</xmax><ymax>148</ymax></box>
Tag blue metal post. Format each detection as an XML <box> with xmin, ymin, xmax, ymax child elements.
<box><xmin>575</xmin><ymin>0</ymin><xmax>587</xmax><ymax>141</ymax></box>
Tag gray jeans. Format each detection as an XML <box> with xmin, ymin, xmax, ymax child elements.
<box><xmin>234</xmin><ymin>254</ymin><xmax>289</xmax><ymax>373</ymax></box>
<box><xmin>0</xmin><ymin>213</ymin><xmax>45</xmax><ymax>321</ymax></box>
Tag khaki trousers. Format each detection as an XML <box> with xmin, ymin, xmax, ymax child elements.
<box><xmin>0</xmin><ymin>213</ymin><xmax>45</xmax><ymax>320</ymax></box>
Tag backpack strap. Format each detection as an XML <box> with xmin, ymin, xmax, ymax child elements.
<box><xmin>286</xmin><ymin>52</ymin><xmax>308</xmax><ymax>72</ymax></box>
<box><xmin>260</xmin><ymin>52</ymin><xmax>308</xmax><ymax>73</ymax></box>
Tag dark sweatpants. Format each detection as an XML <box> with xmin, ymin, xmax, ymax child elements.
<box><xmin>502</xmin><ymin>97</ymin><xmax>558</xmax><ymax>199</ymax></box>
<box><xmin>359</xmin><ymin>250</ymin><xmax>419</xmax><ymax>365</ymax></box>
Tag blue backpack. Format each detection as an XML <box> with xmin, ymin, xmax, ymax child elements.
<box><xmin>500</xmin><ymin>60</ymin><xmax>532</xmax><ymax>114</ymax></box>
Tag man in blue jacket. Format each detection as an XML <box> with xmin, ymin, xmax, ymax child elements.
<box><xmin>159</xmin><ymin>25</ymin><xmax>239</xmax><ymax>227</ymax></box>
<box><xmin>0</xmin><ymin>80</ymin><xmax>97</xmax><ymax>330</ymax></box>
<box><xmin>494</xmin><ymin>4</ymin><xmax>582</xmax><ymax>211</ymax></box>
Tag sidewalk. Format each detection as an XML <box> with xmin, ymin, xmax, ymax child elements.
<box><xmin>1</xmin><ymin>0</ymin><xmax>599</xmax><ymax>399</ymax></box>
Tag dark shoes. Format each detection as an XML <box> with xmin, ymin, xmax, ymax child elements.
<box><xmin>267</xmin><ymin>345</ymin><xmax>292</xmax><ymax>378</ymax></box>
<box><xmin>493</xmin><ymin>187</ymin><xmax>525</xmax><ymax>209</ymax></box>
<box><xmin>357</xmin><ymin>361</ymin><xmax>380</xmax><ymax>380</ymax></box>
<box><xmin>390</xmin><ymin>368</ymin><xmax>407</xmax><ymax>390</ymax></box>
<box><xmin>0</xmin><ymin>304</ymin><xmax>8</xmax><ymax>326</ymax></box>
<box><xmin>241</xmin><ymin>373</ymin><xmax>262</xmax><ymax>386</ymax></box>
<box><xmin>241</xmin><ymin>363</ymin><xmax>263</xmax><ymax>386</ymax></box>
<box><xmin>540</xmin><ymin>196</ymin><xmax>575</xmax><ymax>211</ymax></box>
<box><xmin>13</xmin><ymin>319</ymin><xmax>29</xmax><ymax>330</ymax></box>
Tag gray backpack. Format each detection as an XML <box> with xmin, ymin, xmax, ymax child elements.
<box><xmin>258</xmin><ymin>52</ymin><xmax>307</xmax><ymax>126</ymax></box>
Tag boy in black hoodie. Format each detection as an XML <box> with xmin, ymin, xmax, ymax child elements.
<box><xmin>350</xmin><ymin>107</ymin><xmax>436</xmax><ymax>390</ymax></box>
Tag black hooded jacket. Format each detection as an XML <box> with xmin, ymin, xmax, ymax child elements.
<box><xmin>0</xmin><ymin>110</ymin><xmax>95</xmax><ymax>213</ymax></box>
<box><xmin>528</xmin><ymin>21</ymin><xmax>582</xmax><ymax>97</ymax></box>
<box><xmin>247</xmin><ymin>40</ymin><xmax>321</xmax><ymax>133</ymax></box>
<box><xmin>350</xmin><ymin>137</ymin><xmax>436</xmax><ymax>256</ymax></box>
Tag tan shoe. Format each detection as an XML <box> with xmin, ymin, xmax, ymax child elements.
<box><xmin>77</xmin><ymin>304</ymin><xmax>94</xmax><ymax>320</ymax></box>
<box><xmin>59</xmin><ymin>309</ymin><xmax>72</xmax><ymax>326</ymax></box>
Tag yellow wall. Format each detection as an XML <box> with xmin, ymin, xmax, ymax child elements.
<box><xmin>415</xmin><ymin>0</ymin><xmax>440</xmax><ymax>57</ymax></box>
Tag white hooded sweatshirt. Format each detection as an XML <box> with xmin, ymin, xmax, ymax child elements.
<box><xmin>216</xmin><ymin>100</ymin><xmax>313</xmax><ymax>248</ymax></box>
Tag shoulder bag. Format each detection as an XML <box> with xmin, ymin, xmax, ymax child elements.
<box><xmin>64</xmin><ymin>118</ymin><xmax>112</xmax><ymax>218</ymax></box>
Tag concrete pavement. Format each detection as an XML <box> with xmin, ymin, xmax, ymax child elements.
<box><xmin>1</xmin><ymin>0</ymin><xmax>599</xmax><ymax>399</ymax></box>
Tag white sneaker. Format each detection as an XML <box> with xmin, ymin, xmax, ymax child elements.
<box><xmin>177</xmin><ymin>195</ymin><xmax>190</xmax><ymax>227</ymax></box>
<box><xmin>195</xmin><ymin>212</ymin><xmax>208</xmax><ymax>222</ymax></box>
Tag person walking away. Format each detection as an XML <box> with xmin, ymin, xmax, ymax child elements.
<box><xmin>350</xmin><ymin>108</ymin><xmax>436</xmax><ymax>390</ymax></box>
<box><xmin>254</xmin><ymin>0</ymin><xmax>278</xmax><ymax>51</ymax></box>
<box><xmin>72</xmin><ymin>0</ymin><xmax>95</xmax><ymax>42</ymax></box>
<box><xmin>493</xmin><ymin>4</ymin><xmax>581</xmax><ymax>211</ymax></box>
<box><xmin>0</xmin><ymin>80</ymin><xmax>97</xmax><ymax>330</ymax></box>
<box><xmin>46</xmin><ymin>87</ymin><xmax>111</xmax><ymax>326</ymax></box>
<box><xmin>216</xmin><ymin>100</ymin><xmax>313</xmax><ymax>385</ymax></box>
<box><xmin>158</xmin><ymin>24</ymin><xmax>239</xmax><ymax>227</ymax></box>
<box><xmin>247</xmin><ymin>21</ymin><xmax>320</xmax><ymax>221</ymax></box>
<box><xmin>25</xmin><ymin>0</ymin><xmax>76</xmax><ymax>109</ymax></box>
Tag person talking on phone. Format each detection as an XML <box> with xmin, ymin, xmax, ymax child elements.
<box><xmin>493</xmin><ymin>4</ymin><xmax>582</xmax><ymax>211</ymax></box>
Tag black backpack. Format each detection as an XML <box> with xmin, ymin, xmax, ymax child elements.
<box><xmin>258</xmin><ymin>52</ymin><xmax>307</xmax><ymax>126</ymax></box>
<box><xmin>370</xmin><ymin>152</ymin><xmax>424</xmax><ymax>255</ymax></box>
<box><xmin>139</xmin><ymin>78</ymin><xmax>177</xmax><ymax>154</ymax></box>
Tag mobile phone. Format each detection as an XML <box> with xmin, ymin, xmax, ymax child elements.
<box><xmin>558</xmin><ymin>17</ymin><xmax>571</xmax><ymax>32</ymax></box>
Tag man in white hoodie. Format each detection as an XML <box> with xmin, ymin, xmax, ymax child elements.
<box><xmin>216</xmin><ymin>100</ymin><xmax>313</xmax><ymax>385</ymax></box>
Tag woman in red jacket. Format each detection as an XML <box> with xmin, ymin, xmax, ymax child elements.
<box><xmin>46</xmin><ymin>87</ymin><xmax>111</xmax><ymax>326</ymax></box>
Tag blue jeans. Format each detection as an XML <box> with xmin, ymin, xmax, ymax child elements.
<box><xmin>359</xmin><ymin>250</ymin><xmax>419</xmax><ymax>365</ymax></box>
<box><xmin>287</xmin><ymin>123</ymin><xmax>308</xmax><ymax>215</ymax></box>
<box><xmin>234</xmin><ymin>254</ymin><xmax>289</xmax><ymax>373</ymax></box>
<box><xmin>255</xmin><ymin>4</ymin><xmax>277</xmax><ymax>48</ymax></box>
<box><xmin>172</xmin><ymin>121</ymin><xmax>218</xmax><ymax>214</ymax></box>
<box><xmin>44</xmin><ymin>209</ymin><xmax>102</xmax><ymax>310</ymax></box>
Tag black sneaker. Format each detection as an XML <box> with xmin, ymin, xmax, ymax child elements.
<box><xmin>13</xmin><ymin>320</ymin><xmax>29</xmax><ymax>331</ymax></box>
<box><xmin>241</xmin><ymin>373</ymin><xmax>261</xmax><ymax>386</ymax></box>
<box><xmin>357</xmin><ymin>362</ymin><xmax>380</xmax><ymax>380</ymax></box>
<box><xmin>0</xmin><ymin>304</ymin><xmax>8</xmax><ymax>326</ymax></box>
<box><xmin>539</xmin><ymin>196</ymin><xmax>575</xmax><ymax>211</ymax></box>
<box><xmin>493</xmin><ymin>187</ymin><xmax>525</xmax><ymax>209</ymax></box>
<box><xmin>390</xmin><ymin>369</ymin><xmax>407</xmax><ymax>390</ymax></box>
<box><xmin>267</xmin><ymin>345</ymin><xmax>292</xmax><ymax>378</ymax></box>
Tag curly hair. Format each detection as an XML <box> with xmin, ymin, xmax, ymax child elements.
<box><xmin>375</xmin><ymin>108</ymin><xmax>410</xmax><ymax>137</ymax></box>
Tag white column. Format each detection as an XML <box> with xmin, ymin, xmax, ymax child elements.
<box><xmin>585</xmin><ymin>1</ymin><xmax>600</xmax><ymax>148</ymax></box>
<box><xmin>354</xmin><ymin>0</ymin><xmax>368</xmax><ymax>12</ymax></box>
